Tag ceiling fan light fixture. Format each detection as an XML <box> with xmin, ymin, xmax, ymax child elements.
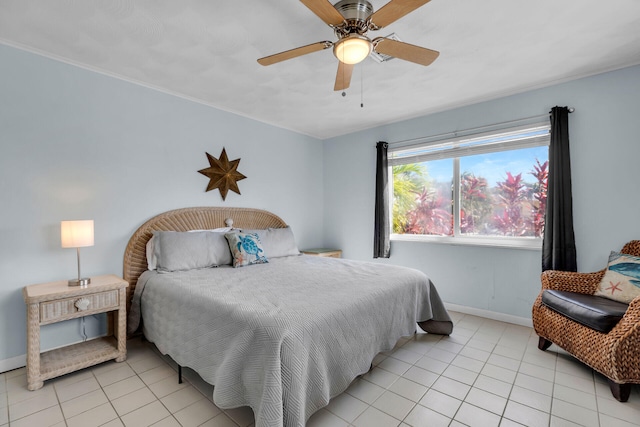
<box><xmin>333</xmin><ymin>34</ymin><xmax>372</xmax><ymax>65</ymax></box>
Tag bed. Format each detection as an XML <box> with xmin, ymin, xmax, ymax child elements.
<box><xmin>123</xmin><ymin>207</ymin><xmax>453</xmax><ymax>427</ymax></box>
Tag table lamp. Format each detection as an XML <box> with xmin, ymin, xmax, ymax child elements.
<box><xmin>61</xmin><ymin>220</ymin><xmax>94</xmax><ymax>286</ymax></box>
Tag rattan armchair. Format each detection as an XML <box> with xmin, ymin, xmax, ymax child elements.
<box><xmin>532</xmin><ymin>240</ymin><xmax>640</xmax><ymax>402</ymax></box>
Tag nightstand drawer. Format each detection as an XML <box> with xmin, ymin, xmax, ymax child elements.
<box><xmin>40</xmin><ymin>290</ymin><xmax>119</xmax><ymax>323</ymax></box>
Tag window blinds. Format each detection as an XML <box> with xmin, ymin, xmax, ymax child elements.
<box><xmin>388</xmin><ymin>124</ymin><xmax>550</xmax><ymax>166</ymax></box>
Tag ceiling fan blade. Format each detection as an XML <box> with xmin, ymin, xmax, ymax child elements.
<box><xmin>334</xmin><ymin>61</ymin><xmax>354</xmax><ymax>91</ymax></box>
<box><xmin>373</xmin><ymin>38</ymin><xmax>439</xmax><ymax>66</ymax></box>
<box><xmin>369</xmin><ymin>0</ymin><xmax>431</xmax><ymax>29</ymax></box>
<box><xmin>300</xmin><ymin>0</ymin><xmax>345</xmax><ymax>27</ymax></box>
<box><xmin>258</xmin><ymin>41</ymin><xmax>333</xmax><ymax>66</ymax></box>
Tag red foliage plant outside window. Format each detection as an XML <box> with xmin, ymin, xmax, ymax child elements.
<box><xmin>390</xmin><ymin>124</ymin><xmax>550</xmax><ymax>240</ymax></box>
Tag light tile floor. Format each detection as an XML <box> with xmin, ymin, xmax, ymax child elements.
<box><xmin>2</xmin><ymin>311</ymin><xmax>639</xmax><ymax>427</ymax></box>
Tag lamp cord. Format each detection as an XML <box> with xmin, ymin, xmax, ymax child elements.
<box><xmin>81</xmin><ymin>317</ymin><xmax>87</xmax><ymax>341</ymax></box>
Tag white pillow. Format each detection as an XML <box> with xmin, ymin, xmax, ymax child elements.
<box><xmin>146</xmin><ymin>237</ymin><xmax>158</xmax><ymax>270</ymax></box>
<box><xmin>146</xmin><ymin>227</ymin><xmax>232</xmax><ymax>270</ymax></box>
<box><xmin>191</xmin><ymin>227</ymin><xmax>233</xmax><ymax>233</ymax></box>
<box><xmin>240</xmin><ymin>226</ymin><xmax>300</xmax><ymax>259</ymax></box>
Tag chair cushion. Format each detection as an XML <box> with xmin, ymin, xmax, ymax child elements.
<box><xmin>542</xmin><ymin>290</ymin><xmax>628</xmax><ymax>333</ymax></box>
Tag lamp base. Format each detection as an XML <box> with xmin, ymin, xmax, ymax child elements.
<box><xmin>68</xmin><ymin>277</ymin><xmax>91</xmax><ymax>287</ymax></box>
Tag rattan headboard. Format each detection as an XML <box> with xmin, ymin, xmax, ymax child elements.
<box><xmin>123</xmin><ymin>206</ymin><xmax>287</xmax><ymax>313</ymax></box>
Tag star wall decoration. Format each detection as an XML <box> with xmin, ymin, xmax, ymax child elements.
<box><xmin>198</xmin><ymin>148</ymin><xmax>246</xmax><ymax>201</ymax></box>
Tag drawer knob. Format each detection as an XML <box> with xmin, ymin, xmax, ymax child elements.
<box><xmin>74</xmin><ymin>298</ymin><xmax>91</xmax><ymax>311</ymax></box>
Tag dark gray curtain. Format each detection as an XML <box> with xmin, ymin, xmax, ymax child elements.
<box><xmin>374</xmin><ymin>141</ymin><xmax>390</xmax><ymax>258</ymax></box>
<box><xmin>542</xmin><ymin>106</ymin><xmax>577</xmax><ymax>271</ymax></box>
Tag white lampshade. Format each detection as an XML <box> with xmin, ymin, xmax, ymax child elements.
<box><xmin>61</xmin><ymin>220</ymin><xmax>94</xmax><ymax>248</ymax></box>
<box><xmin>333</xmin><ymin>35</ymin><xmax>372</xmax><ymax>65</ymax></box>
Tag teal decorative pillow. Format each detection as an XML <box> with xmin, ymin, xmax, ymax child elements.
<box><xmin>594</xmin><ymin>251</ymin><xmax>640</xmax><ymax>304</ymax></box>
<box><xmin>225</xmin><ymin>232</ymin><xmax>269</xmax><ymax>268</ymax></box>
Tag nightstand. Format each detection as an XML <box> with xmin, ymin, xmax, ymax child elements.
<box><xmin>23</xmin><ymin>274</ymin><xmax>128</xmax><ymax>391</ymax></box>
<box><xmin>301</xmin><ymin>248</ymin><xmax>342</xmax><ymax>258</ymax></box>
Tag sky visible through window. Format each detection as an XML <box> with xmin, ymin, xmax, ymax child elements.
<box><xmin>424</xmin><ymin>146</ymin><xmax>548</xmax><ymax>186</ymax></box>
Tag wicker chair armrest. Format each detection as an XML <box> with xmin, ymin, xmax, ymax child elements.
<box><xmin>540</xmin><ymin>269</ymin><xmax>605</xmax><ymax>294</ymax></box>
<box><xmin>619</xmin><ymin>295</ymin><xmax>640</xmax><ymax>327</ymax></box>
<box><xmin>613</xmin><ymin>296</ymin><xmax>640</xmax><ymax>380</ymax></box>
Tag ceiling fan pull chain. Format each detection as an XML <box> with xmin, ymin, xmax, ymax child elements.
<box><xmin>361</xmin><ymin>62</ymin><xmax>364</xmax><ymax>108</ymax></box>
<box><xmin>342</xmin><ymin>57</ymin><xmax>347</xmax><ymax>97</ymax></box>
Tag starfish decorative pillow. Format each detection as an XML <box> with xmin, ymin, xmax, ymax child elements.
<box><xmin>594</xmin><ymin>251</ymin><xmax>640</xmax><ymax>304</ymax></box>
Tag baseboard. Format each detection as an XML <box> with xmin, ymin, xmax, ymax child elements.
<box><xmin>0</xmin><ymin>354</ymin><xmax>26</xmax><ymax>374</ymax></box>
<box><xmin>444</xmin><ymin>303</ymin><xmax>533</xmax><ymax>328</ymax></box>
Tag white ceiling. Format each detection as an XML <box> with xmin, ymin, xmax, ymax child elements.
<box><xmin>1</xmin><ymin>0</ymin><xmax>640</xmax><ymax>139</ymax></box>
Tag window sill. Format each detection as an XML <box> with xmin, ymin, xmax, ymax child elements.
<box><xmin>390</xmin><ymin>234</ymin><xmax>542</xmax><ymax>250</ymax></box>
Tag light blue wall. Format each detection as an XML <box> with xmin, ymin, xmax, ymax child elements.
<box><xmin>0</xmin><ymin>44</ymin><xmax>324</xmax><ymax>363</ymax></box>
<box><xmin>2</xmin><ymin>40</ymin><xmax>639</xmax><ymax>366</ymax></box>
<box><xmin>323</xmin><ymin>65</ymin><xmax>640</xmax><ymax>320</ymax></box>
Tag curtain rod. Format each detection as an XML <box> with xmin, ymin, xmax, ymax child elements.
<box><xmin>387</xmin><ymin>107</ymin><xmax>574</xmax><ymax>147</ymax></box>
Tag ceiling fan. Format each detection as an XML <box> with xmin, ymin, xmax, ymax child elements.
<box><xmin>257</xmin><ymin>0</ymin><xmax>439</xmax><ymax>91</ymax></box>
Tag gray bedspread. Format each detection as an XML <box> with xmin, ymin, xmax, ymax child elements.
<box><xmin>129</xmin><ymin>255</ymin><xmax>452</xmax><ymax>427</ymax></box>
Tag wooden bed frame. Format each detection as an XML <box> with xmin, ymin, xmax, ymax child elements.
<box><xmin>122</xmin><ymin>206</ymin><xmax>287</xmax><ymax>314</ymax></box>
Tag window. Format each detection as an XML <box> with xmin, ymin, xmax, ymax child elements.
<box><xmin>389</xmin><ymin>124</ymin><xmax>549</xmax><ymax>248</ymax></box>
